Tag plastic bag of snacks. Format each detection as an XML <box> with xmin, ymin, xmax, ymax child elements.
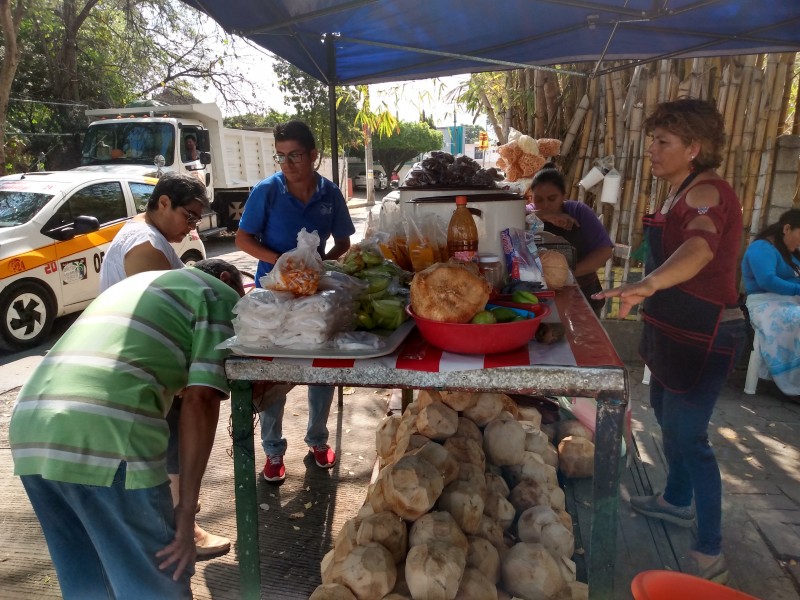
<box><xmin>262</xmin><ymin>228</ymin><xmax>324</xmax><ymax>296</ymax></box>
<box><xmin>500</xmin><ymin>227</ymin><xmax>546</xmax><ymax>286</ymax></box>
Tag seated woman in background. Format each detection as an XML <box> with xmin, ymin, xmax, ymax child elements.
<box><xmin>528</xmin><ymin>164</ymin><xmax>614</xmax><ymax>315</ymax></box>
<box><xmin>741</xmin><ymin>208</ymin><xmax>800</xmax><ymax>396</ymax></box>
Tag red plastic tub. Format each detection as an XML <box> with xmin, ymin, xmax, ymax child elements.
<box><xmin>631</xmin><ymin>571</ymin><xmax>760</xmax><ymax>600</ymax></box>
<box><xmin>406</xmin><ymin>303</ymin><xmax>550</xmax><ymax>355</ymax></box>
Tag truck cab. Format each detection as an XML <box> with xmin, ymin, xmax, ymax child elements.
<box><xmin>76</xmin><ymin>102</ymin><xmax>276</xmax><ymax>239</ymax></box>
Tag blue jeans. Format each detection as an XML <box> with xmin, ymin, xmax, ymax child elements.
<box><xmin>260</xmin><ymin>385</ymin><xmax>334</xmax><ymax>457</ymax></box>
<box><xmin>21</xmin><ymin>463</ymin><xmax>192</xmax><ymax>599</ymax></box>
<box><xmin>649</xmin><ymin>319</ymin><xmax>746</xmax><ymax>556</ymax></box>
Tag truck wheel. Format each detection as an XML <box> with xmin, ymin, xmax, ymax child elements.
<box><xmin>0</xmin><ymin>282</ymin><xmax>56</xmax><ymax>349</ymax></box>
<box><xmin>180</xmin><ymin>250</ymin><xmax>204</xmax><ymax>266</ymax></box>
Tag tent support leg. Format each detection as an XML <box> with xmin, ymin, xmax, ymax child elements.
<box><xmin>326</xmin><ymin>35</ymin><xmax>339</xmax><ymax>187</ymax></box>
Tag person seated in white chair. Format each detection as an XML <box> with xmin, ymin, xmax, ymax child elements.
<box><xmin>741</xmin><ymin>208</ymin><xmax>800</xmax><ymax>396</ymax></box>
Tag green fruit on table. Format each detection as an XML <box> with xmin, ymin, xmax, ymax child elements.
<box><xmin>470</xmin><ymin>310</ymin><xmax>497</xmax><ymax>324</ymax></box>
<box><xmin>511</xmin><ymin>290</ymin><xmax>539</xmax><ymax>304</ymax></box>
<box><xmin>489</xmin><ymin>307</ymin><xmax>519</xmax><ymax>323</ymax></box>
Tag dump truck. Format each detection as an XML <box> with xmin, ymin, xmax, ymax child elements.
<box><xmin>75</xmin><ymin>102</ymin><xmax>276</xmax><ymax>239</ymax></box>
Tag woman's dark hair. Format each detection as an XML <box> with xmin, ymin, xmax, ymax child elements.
<box><xmin>274</xmin><ymin>120</ymin><xmax>316</xmax><ymax>151</ymax></box>
<box><xmin>147</xmin><ymin>172</ymin><xmax>209</xmax><ymax>211</ymax></box>
<box><xmin>531</xmin><ymin>162</ymin><xmax>566</xmax><ymax>194</ymax></box>
<box><xmin>643</xmin><ymin>98</ymin><xmax>726</xmax><ymax>171</ymax></box>
<box><xmin>755</xmin><ymin>208</ymin><xmax>800</xmax><ymax>275</ymax></box>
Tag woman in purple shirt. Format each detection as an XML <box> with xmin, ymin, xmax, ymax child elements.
<box><xmin>529</xmin><ymin>164</ymin><xmax>614</xmax><ymax>314</ymax></box>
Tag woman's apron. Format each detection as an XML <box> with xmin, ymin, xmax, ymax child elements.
<box><xmin>639</xmin><ymin>210</ymin><xmax>729</xmax><ymax>392</ymax></box>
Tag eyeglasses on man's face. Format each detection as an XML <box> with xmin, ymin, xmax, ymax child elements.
<box><xmin>178</xmin><ymin>205</ymin><xmax>202</xmax><ymax>227</ymax></box>
<box><xmin>273</xmin><ymin>151</ymin><xmax>307</xmax><ymax>165</ymax></box>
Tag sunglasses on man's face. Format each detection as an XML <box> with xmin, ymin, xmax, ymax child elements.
<box><xmin>273</xmin><ymin>151</ymin><xmax>307</xmax><ymax>165</ymax></box>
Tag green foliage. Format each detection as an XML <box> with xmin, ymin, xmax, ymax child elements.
<box><xmin>273</xmin><ymin>58</ymin><xmax>360</xmax><ymax>156</ymax></box>
<box><xmin>462</xmin><ymin>124</ymin><xmax>484</xmax><ymax>144</ymax></box>
<box><xmin>224</xmin><ymin>110</ymin><xmax>291</xmax><ymax>129</ymax></box>
<box><xmin>352</xmin><ymin>121</ymin><xmax>443</xmax><ymax>174</ymax></box>
<box><xmin>4</xmin><ymin>0</ymin><xmax>263</xmax><ymax>171</ymax></box>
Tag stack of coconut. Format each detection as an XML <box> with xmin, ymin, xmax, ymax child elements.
<box><xmin>309</xmin><ymin>390</ymin><xmax>595</xmax><ymax>600</ymax></box>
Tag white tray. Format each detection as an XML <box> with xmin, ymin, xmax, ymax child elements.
<box><xmin>228</xmin><ymin>319</ymin><xmax>416</xmax><ymax>360</ymax></box>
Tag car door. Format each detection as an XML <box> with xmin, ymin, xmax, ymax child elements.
<box><xmin>41</xmin><ymin>180</ymin><xmax>130</xmax><ymax>307</ymax></box>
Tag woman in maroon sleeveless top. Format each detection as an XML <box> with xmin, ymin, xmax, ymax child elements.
<box><xmin>594</xmin><ymin>98</ymin><xmax>746</xmax><ymax>584</ymax></box>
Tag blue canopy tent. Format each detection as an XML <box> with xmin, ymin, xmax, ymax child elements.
<box><xmin>182</xmin><ymin>1</ymin><xmax>800</xmax><ymax>598</ymax></box>
<box><xmin>183</xmin><ymin>0</ymin><xmax>800</xmax><ymax>184</ymax></box>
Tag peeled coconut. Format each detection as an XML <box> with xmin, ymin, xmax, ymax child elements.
<box><xmin>336</xmin><ymin>542</ymin><xmax>397</xmax><ymax>600</ymax></box>
<box><xmin>437</xmin><ymin>480</ymin><xmax>485</xmax><ymax>534</ymax></box>
<box><xmin>517</xmin><ymin>505</ymin><xmax>575</xmax><ymax>559</ymax></box>
<box><xmin>410</xmin><ymin>440</ymin><xmax>459</xmax><ymax>486</ymax></box>
<box><xmin>454</xmin><ymin>416</ymin><xmax>484</xmax><ymax>444</ymax></box>
<box><xmin>440</xmin><ymin>391</ymin><xmax>479</xmax><ymax>412</ymax></box>
<box><xmin>376</xmin><ymin>414</ymin><xmax>402</xmax><ymax>462</ymax></box>
<box><xmin>466</xmin><ymin>535</ymin><xmax>501</xmax><ymax>584</ymax></box>
<box><xmin>485</xmin><ymin>472</ymin><xmax>510</xmax><ymax>498</ymax></box>
<box><xmin>409</xmin><ymin>510</ymin><xmax>469</xmax><ymax>553</ymax></box>
<box><xmin>462</xmin><ymin>393</ymin><xmax>505</xmax><ymax>426</ymax></box>
<box><xmin>508</xmin><ymin>479</ymin><xmax>551</xmax><ymax>513</ymax></box>
<box><xmin>308</xmin><ymin>583</ymin><xmax>357</xmax><ymax>600</ymax></box>
<box><xmin>483</xmin><ymin>418</ymin><xmax>526</xmax><ymax>466</ymax></box>
<box><xmin>454</xmin><ymin>567</ymin><xmax>498</xmax><ymax>600</ymax></box>
<box><xmin>483</xmin><ymin>492</ymin><xmax>516</xmax><ymax>531</ymax></box>
<box><xmin>384</xmin><ymin>454</ymin><xmax>445</xmax><ymax>521</ymax></box>
<box><xmin>417</xmin><ymin>402</ymin><xmax>459</xmax><ymax>441</ymax></box>
<box><xmin>443</xmin><ymin>436</ymin><xmax>486</xmax><ymax>471</ymax></box>
<box><xmin>356</xmin><ymin>511</ymin><xmax>408</xmax><ymax>563</ymax></box>
<box><xmin>517</xmin><ymin>406</ymin><xmax>543</xmax><ymax>428</ymax></box>
<box><xmin>557</xmin><ymin>436</ymin><xmax>595</xmax><ymax>479</ymax></box>
<box><xmin>557</xmin><ymin>420</ymin><xmax>593</xmax><ymax>444</ymax></box>
<box><xmin>501</xmin><ymin>542</ymin><xmax>566</xmax><ymax>600</ymax></box>
<box><xmin>405</xmin><ymin>541</ymin><xmax>467</xmax><ymax>600</ymax></box>
<box><xmin>455</xmin><ymin>463</ymin><xmax>487</xmax><ymax>500</ymax></box>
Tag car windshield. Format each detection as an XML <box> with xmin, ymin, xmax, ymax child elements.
<box><xmin>81</xmin><ymin>122</ymin><xmax>175</xmax><ymax>167</ymax></box>
<box><xmin>0</xmin><ymin>189</ymin><xmax>54</xmax><ymax>227</ymax></box>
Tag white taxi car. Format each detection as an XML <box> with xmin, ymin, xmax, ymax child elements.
<box><xmin>0</xmin><ymin>171</ymin><xmax>205</xmax><ymax>348</ymax></box>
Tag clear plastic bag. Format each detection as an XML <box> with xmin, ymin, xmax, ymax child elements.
<box><xmin>501</xmin><ymin>227</ymin><xmax>545</xmax><ymax>285</ymax></box>
<box><xmin>262</xmin><ymin>228</ymin><xmax>323</xmax><ymax>296</ymax></box>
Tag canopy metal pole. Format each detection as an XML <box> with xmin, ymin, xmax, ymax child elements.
<box><xmin>326</xmin><ymin>35</ymin><xmax>340</xmax><ymax>187</ymax></box>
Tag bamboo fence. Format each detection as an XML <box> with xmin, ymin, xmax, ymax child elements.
<box><xmin>487</xmin><ymin>53</ymin><xmax>800</xmax><ymax>318</ymax></box>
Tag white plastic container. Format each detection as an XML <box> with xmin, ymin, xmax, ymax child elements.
<box><xmin>398</xmin><ymin>187</ymin><xmax>526</xmax><ymax>273</ymax></box>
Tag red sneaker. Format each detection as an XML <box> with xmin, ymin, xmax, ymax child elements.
<box><xmin>262</xmin><ymin>455</ymin><xmax>285</xmax><ymax>482</ymax></box>
<box><xmin>309</xmin><ymin>444</ymin><xmax>336</xmax><ymax>469</ymax></box>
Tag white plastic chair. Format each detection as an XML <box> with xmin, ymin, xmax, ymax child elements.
<box><xmin>744</xmin><ymin>336</ymin><xmax>762</xmax><ymax>395</ymax></box>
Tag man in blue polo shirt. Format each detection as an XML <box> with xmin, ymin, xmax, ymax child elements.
<box><xmin>235</xmin><ymin>120</ymin><xmax>355</xmax><ymax>483</ymax></box>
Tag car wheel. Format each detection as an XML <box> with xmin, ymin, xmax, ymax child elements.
<box><xmin>180</xmin><ymin>249</ymin><xmax>205</xmax><ymax>266</ymax></box>
<box><xmin>0</xmin><ymin>282</ymin><xmax>56</xmax><ymax>349</ymax></box>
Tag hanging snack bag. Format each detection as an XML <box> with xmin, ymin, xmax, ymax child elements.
<box><xmin>262</xmin><ymin>227</ymin><xmax>324</xmax><ymax>296</ymax></box>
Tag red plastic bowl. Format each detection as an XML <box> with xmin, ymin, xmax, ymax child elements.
<box><xmin>406</xmin><ymin>303</ymin><xmax>550</xmax><ymax>355</ymax></box>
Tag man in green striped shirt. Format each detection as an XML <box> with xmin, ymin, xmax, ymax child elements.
<box><xmin>10</xmin><ymin>259</ymin><xmax>244</xmax><ymax>599</ymax></box>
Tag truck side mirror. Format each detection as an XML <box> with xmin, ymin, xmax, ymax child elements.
<box><xmin>197</xmin><ymin>130</ymin><xmax>211</xmax><ymax>152</ymax></box>
<box><xmin>199</xmin><ymin>151</ymin><xmax>211</xmax><ymax>165</ymax></box>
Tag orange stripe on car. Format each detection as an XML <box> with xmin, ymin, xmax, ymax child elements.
<box><xmin>0</xmin><ymin>223</ymin><xmax>124</xmax><ymax>279</ymax></box>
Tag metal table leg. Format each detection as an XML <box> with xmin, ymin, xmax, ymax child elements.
<box><xmin>230</xmin><ymin>380</ymin><xmax>261</xmax><ymax>599</ymax></box>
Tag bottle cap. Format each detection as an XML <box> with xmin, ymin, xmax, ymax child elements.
<box><xmin>455</xmin><ymin>195</ymin><xmax>468</xmax><ymax>205</ymax></box>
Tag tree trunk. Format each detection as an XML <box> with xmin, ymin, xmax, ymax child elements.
<box><xmin>0</xmin><ymin>0</ymin><xmax>26</xmax><ymax>175</ymax></box>
<box><xmin>53</xmin><ymin>0</ymin><xmax>101</xmax><ymax>101</ymax></box>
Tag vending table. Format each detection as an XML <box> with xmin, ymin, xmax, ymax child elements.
<box><xmin>225</xmin><ymin>285</ymin><xmax>629</xmax><ymax>600</ymax></box>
